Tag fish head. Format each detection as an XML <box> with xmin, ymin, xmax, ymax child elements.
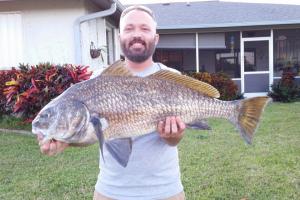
<box><xmin>32</xmin><ymin>99</ymin><xmax>90</xmax><ymax>143</ymax></box>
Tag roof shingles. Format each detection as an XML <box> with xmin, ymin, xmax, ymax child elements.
<box><xmin>145</xmin><ymin>1</ymin><xmax>300</xmax><ymax>29</ymax></box>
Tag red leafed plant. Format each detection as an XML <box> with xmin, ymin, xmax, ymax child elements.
<box><xmin>0</xmin><ymin>69</ymin><xmax>17</xmax><ymax>115</ymax></box>
<box><xmin>188</xmin><ymin>72</ymin><xmax>243</xmax><ymax>100</ymax></box>
<box><xmin>3</xmin><ymin>63</ymin><xmax>92</xmax><ymax>122</ymax></box>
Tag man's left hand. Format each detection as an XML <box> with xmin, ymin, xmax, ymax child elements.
<box><xmin>157</xmin><ymin>116</ymin><xmax>186</xmax><ymax>146</ymax></box>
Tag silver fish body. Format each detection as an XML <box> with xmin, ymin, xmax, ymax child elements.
<box><xmin>32</xmin><ymin>61</ymin><xmax>271</xmax><ymax>166</ymax></box>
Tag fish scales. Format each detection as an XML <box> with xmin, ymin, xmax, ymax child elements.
<box><xmin>66</xmin><ymin>76</ymin><xmax>235</xmax><ymax>139</ymax></box>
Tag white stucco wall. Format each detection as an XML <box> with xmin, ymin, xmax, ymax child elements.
<box><xmin>81</xmin><ymin>17</ymin><xmax>107</xmax><ymax>73</ymax></box>
<box><xmin>0</xmin><ymin>0</ymin><xmax>121</xmax><ymax>72</ymax></box>
<box><xmin>0</xmin><ymin>0</ymin><xmax>87</xmax><ymax>66</ymax></box>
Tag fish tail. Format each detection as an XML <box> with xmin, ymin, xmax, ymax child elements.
<box><xmin>232</xmin><ymin>96</ymin><xmax>271</xmax><ymax>144</ymax></box>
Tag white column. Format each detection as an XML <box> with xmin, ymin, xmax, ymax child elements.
<box><xmin>195</xmin><ymin>32</ymin><xmax>199</xmax><ymax>72</ymax></box>
<box><xmin>269</xmin><ymin>29</ymin><xmax>274</xmax><ymax>90</ymax></box>
<box><xmin>240</xmin><ymin>31</ymin><xmax>245</xmax><ymax>93</ymax></box>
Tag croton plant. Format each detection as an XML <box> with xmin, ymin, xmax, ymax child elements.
<box><xmin>2</xmin><ymin>63</ymin><xmax>92</xmax><ymax>122</ymax></box>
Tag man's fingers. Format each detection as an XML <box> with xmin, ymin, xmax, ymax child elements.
<box><xmin>171</xmin><ymin>116</ymin><xmax>178</xmax><ymax>133</ymax></box>
<box><xmin>56</xmin><ymin>141</ymin><xmax>69</xmax><ymax>153</ymax></box>
<box><xmin>164</xmin><ymin>117</ymin><xmax>171</xmax><ymax>134</ymax></box>
<box><xmin>176</xmin><ymin>116</ymin><xmax>186</xmax><ymax>131</ymax></box>
<box><xmin>48</xmin><ymin>141</ymin><xmax>57</xmax><ymax>156</ymax></box>
<box><xmin>37</xmin><ymin>134</ymin><xmax>44</xmax><ymax>141</ymax></box>
<box><xmin>157</xmin><ymin>121</ymin><xmax>164</xmax><ymax>134</ymax></box>
<box><xmin>40</xmin><ymin>141</ymin><xmax>50</xmax><ymax>154</ymax></box>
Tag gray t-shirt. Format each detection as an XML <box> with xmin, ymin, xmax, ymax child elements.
<box><xmin>95</xmin><ymin>63</ymin><xmax>183</xmax><ymax>199</ymax></box>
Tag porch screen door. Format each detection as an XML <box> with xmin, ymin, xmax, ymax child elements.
<box><xmin>241</xmin><ymin>36</ymin><xmax>273</xmax><ymax>96</ymax></box>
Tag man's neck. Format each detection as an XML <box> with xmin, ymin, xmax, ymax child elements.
<box><xmin>125</xmin><ymin>58</ymin><xmax>154</xmax><ymax>72</ymax></box>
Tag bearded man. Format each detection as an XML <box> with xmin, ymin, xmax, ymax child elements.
<box><xmin>38</xmin><ymin>5</ymin><xmax>186</xmax><ymax>200</ymax></box>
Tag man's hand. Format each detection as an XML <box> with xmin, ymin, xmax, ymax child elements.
<box><xmin>37</xmin><ymin>134</ymin><xmax>69</xmax><ymax>156</ymax></box>
<box><xmin>157</xmin><ymin>116</ymin><xmax>186</xmax><ymax>146</ymax></box>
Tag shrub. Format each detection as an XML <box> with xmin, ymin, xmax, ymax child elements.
<box><xmin>3</xmin><ymin>63</ymin><xmax>92</xmax><ymax>121</ymax></box>
<box><xmin>188</xmin><ymin>72</ymin><xmax>243</xmax><ymax>101</ymax></box>
<box><xmin>0</xmin><ymin>70</ymin><xmax>17</xmax><ymax>115</ymax></box>
<box><xmin>268</xmin><ymin>70</ymin><xmax>300</xmax><ymax>102</ymax></box>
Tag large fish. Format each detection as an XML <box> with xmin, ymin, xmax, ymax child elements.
<box><xmin>32</xmin><ymin>60</ymin><xmax>271</xmax><ymax>167</ymax></box>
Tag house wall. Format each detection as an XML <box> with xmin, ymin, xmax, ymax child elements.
<box><xmin>0</xmin><ymin>0</ymin><xmax>87</xmax><ymax>66</ymax></box>
<box><xmin>80</xmin><ymin>18</ymin><xmax>107</xmax><ymax>73</ymax></box>
<box><xmin>0</xmin><ymin>0</ymin><xmax>121</xmax><ymax>74</ymax></box>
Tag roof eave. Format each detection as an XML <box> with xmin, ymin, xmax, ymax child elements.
<box><xmin>157</xmin><ymin>19</ymin><xmax>300</xmax><ymax>30</ymax></box>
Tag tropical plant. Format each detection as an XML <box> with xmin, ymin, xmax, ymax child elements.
<box><xmin>0</xmin><ymin>70</ymin><xmax>17</xmax><ymax>115</ymax></box>
<box><xmin>268</xmin><ymin>70</ymin><xmax>300</xmax><ymax>102</ymax></box>
<box><xmin>3</xmin><ymin>63</ymin><xmax>92</xmax><ymax>121</ymax></box>
<box><xmin>188</xmin><ymin>72</ymin><xmax>243</xmax><ymax>101</ymax></box>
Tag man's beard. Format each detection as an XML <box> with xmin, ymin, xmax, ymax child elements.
<box><xmin>121</xmin><ymin>37</ymin><xmax>156</xmax><ymax>63</ymax></box>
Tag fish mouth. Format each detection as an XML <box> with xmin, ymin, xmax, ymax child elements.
<box><xmin>31</xmin><ymin>126</ymin><xmax>42</xmax><ymax>135</ymax></box>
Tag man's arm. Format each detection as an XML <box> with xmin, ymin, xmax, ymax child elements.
<box><xmin>157</xmin><ymin>116</ymin><xmax>186</xmax><ymax>146</ymax></box>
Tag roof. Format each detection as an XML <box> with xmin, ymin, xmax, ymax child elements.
<box><xmin>145</xmin><ymin>1</ymin><xmax>300</xmax><ymax>30</ymax></box>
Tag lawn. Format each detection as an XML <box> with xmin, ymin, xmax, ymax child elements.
<box><xmin>0</xmin><ymin>102</ymin><xmax>299</xmax><ymax>200</ymax></box>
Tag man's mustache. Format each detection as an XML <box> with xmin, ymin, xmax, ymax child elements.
<box><xmin>129</xmin><ymin>38</ymin><xmax>146</xmax><ymax>47</ymax></box>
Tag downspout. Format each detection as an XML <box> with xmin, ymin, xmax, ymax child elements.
<box><xmin>74</xmin><ymin>2</ymin><xmax>117</xmax><ymax>64</ymax></box>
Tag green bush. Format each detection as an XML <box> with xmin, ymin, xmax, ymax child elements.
<box><xmin>188</xmin><ymin>72</ymin><xmax>243</xmax><ymax>101</ymax></box>
<box><xmin>268</xmin><ymin>70</ymin><xmax>300</xmax><ymax>102</ymax></box>
<box><xmin>3</xmin><ymin>63</ymin><xmax>92</xmax><ymax>121</ymax></box>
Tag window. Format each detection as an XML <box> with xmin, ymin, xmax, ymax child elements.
<box><xmin>242</xmin><ymin>30</ymin><xmax>270</xmax><ymax>38</ymax></box>
<box><xmin>274</xmin><ymin>28</ymin><xmax>300</xmax><ymax>77</ymax></box>
<box><xmin>106</xmin><ymin>25</ymin><xmax>115</xmax><ymax>65</ymax></box>
<box><xmin>215</xmin><ymin>50</ymin><xmax>241</xmax><ymax>78</ymax></box>
<box><xmin>154</xmin><ymin>49</ymin><xmax>183</xmax><ymax>71</ymax></box>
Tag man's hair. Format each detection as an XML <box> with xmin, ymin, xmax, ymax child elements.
<box><xmin>120</xmin><ymin>5</ymin><xmax>156</xmax><ymax>22</ymax></box>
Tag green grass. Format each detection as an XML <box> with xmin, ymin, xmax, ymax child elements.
<box><xmin>0</xmin><ymin>103</ymin><xmax>299</xmax><ymax>199</ymax></box>
<box><xmin>0</xmin><ymin>115</ymin><xmax>31</xmax><ymax>131</ymax></box>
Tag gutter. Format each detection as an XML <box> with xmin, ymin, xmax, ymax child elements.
<box><xmin>157</xmin><ymin>19</ymin><xmax>300</xmax><ymax>30</ymax></box>
<box><xmin>74</xmin><ymin>2</ymin><xmax>117</xmax><ymax>64</ymax></box>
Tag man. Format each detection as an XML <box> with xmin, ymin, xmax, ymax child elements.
<box><xmin>38</xmin><ymin>5</ymin><xmax>186</xmax><ymax>200</ymax></box>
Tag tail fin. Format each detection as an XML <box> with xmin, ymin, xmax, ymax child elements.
<box><xmin>234</xmin><ymin>97</ymin><xmax>271</xmax><ymax>144</ymax></box>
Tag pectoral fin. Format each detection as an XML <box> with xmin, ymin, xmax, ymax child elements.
<box><xmin>187</xmin><ymin>120</ymin><xmax>211</xmax><ymax>130</ymax></box>
<box><xmin>90</xmin><ymin>115</ymin><xmax>105</xmax><ymax>161</ymax></box>
<box><xmin>105</xmin><ymin>138</ymin><xmax>132</xmax><ymax>167</ymax></box>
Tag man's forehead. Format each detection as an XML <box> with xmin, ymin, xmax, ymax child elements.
<box><xmin>121</xmin><ymin>5</ymin><xmax>155</xmax><ymax>20</ymax></box>
<box><xmin>120</xmin><ymin>10</ymin><xmax>156</xmax><ymax>27</ymax></box>
<box><xmin>122</xmin><ymin>10</ymin><xmax>154</xmax><ymax>22</ymax></box>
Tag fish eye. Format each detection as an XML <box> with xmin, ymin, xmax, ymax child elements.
<box><xmin>40</xmin><ymin>108</ymin><xmax>54</xmax><ymax>119</ymax></box>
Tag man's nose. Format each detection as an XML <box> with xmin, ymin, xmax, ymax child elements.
<box><xmin>131</xmin><ymin>30</ymin><xmax>143</xmax><ymax>38</ymax></box>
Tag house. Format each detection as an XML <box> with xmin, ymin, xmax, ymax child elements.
<box><xmin>147</xmin><ymin>1</ymin><xmax>300</xmax><ymax>97</ymax></box>
<box><xmin>0</xmin><ymin>0</ymin><xmax>124</xmax><ymax>75</ymax></box>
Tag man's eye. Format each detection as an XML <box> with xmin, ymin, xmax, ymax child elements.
<box><xmin>125</xmin><ymin>27</ymin><xmax>133</xmax><ymax>31</ymax></box>
<box><xmin>142</xmin><ymin>27</ymin><xmax>150</xmax><ymax>31</ymax></box>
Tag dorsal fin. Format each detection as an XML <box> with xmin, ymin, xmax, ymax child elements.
<box><xmin>149</xmin><ymin>70</ymin><xmax>220</xmax><ymax>98</ymax></box>
<box><xmin>101</xmin><ymin>60</ymin><xmax>133</xmax><ymax>77</ymax></box>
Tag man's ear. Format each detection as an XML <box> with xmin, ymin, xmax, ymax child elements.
<box><xmin>155</xmin><ymin>33</ymin><xmax>159</xmax><ymax>45</ymax></box>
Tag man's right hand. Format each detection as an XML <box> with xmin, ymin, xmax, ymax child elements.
<box><xmin>37</xmin><ymin>134</ymin><xmax>69</xmax><ymax>156</ymax></box>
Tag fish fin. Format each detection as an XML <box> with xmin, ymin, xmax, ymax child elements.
<box><xmin>105</xmin><ymin>138</ymin><xmax>132</xmax><ymax>167</ymax></box>
<box><xmin>187</xmin><ymin>120</ymin><xmax>211</xmax><ymax>130</ymax></box>
<box><xmin>233</xmin><ymin>97</ymin><xmax>271</xmax><ymax>144</ymax></box>
<box><xmin>101</xmin><ymin>60</ymin><xmax>133</xmax><ymax>77</ymax></box>
<box><xmin>148</xmin><ymin>70</ymin><xmax>220</xmax><ymax>98</ymax></box>
<box><xmin>90</xmin><ymin>115</ymin><xmax>105</xmax><ymax>162</ymax></box>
